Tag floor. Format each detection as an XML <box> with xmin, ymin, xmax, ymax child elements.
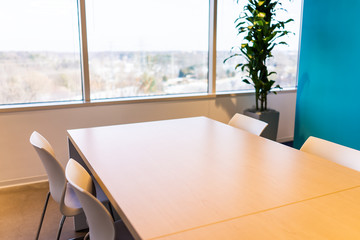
<box><xmin>0</xmin><ymin>182</ymin><xmax>87</xmax><ymax>240</ymax></box>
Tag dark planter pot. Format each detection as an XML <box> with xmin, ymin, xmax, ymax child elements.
<box><xmin>244</xmin><ymin>108</ymin><xmax>279</xmax><ymax>141</ymax></box>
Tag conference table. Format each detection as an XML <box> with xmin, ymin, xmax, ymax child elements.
<box><xmin>67</xmin><ymin>117</ymin><xmax>360</xmax><ymax>239</ymax></box>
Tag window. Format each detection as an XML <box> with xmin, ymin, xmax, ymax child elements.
<box><xmin>0</xmin><ymin>0</ymin><xmax>301</xmax><ymax>107</ymax></box>
<box><xmin>86</xmin><ymin>0</ymin><xmax>209</xmax><ymax>100</ymax></box>
<box><xmin>0</xmin><ymin>0</ymin><xmax>82</xmax><ymax>105</ymax></box>
<box><xmin>216</xmin><ymin>0</ymin><xmax>301</xmax><ymax>92</ymax></box>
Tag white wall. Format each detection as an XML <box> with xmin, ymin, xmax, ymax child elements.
<box><xmin>0</xmin><ymin>90</ymin><xmax>296</xmax><ymax>187</ymax></box>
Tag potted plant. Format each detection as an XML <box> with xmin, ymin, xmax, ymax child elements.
<box><xmin>224</xmin><ymin>0</ymin><xmax>294</xmax><ymax>140</ymax></box>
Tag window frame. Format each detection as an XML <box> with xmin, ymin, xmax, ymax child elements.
<box><xmin>0</xmin><ymin>0</ymin><xmax>299</xmax><ymax>112</ymax></box>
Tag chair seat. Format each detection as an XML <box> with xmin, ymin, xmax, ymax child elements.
<box><xmin>300</xmin><ymin>136</ymin><xmax>360</xmax><ymax>172</ymax></box>
<box><xmin>64</xmin><ymin>183</ymin><xmax>83</xmax><ymax>212</ymax></box>
<box><xmin>30</xmin><ymin>131</ymin><xmax>84</xmax><ymax>240</ymax></box>
<box><xmin>67</xmin><ymin>159</ymin><xmax>131</xmax><ymax>240</ymax></box>
<box><xmin>228</xmin><ymin>113</ymin><xmax>268</xmax><ymax>136</ymax></box>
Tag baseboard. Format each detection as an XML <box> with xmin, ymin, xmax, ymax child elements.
<box><xmin>0</xmin><ymin>175</ymin><xmax>48</xmax><ymax>189</ymax></box>
<box><xmin>277</xmin><ymin>136</ymin><xmax>294</xmax><ymax>143</ymax></box>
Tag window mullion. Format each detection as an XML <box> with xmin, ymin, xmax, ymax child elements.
<box><xmin>208</xmin><ymin>0</ymin><xmax>217</xmax><ymax>94</ymax></box>
<box><xmin>78</xmin><ymin>0</ymin><xmax>91</xmax><ymax>102</ymax></box>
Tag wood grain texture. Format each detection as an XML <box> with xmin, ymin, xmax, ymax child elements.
<box><xmin>67</xmin><ymin>117</ymin><xmax>360</xmax><ymax>239</ymax></box>
<box><xmin>154</xmin><ymin>187</ymin><xmax>360</xmax><ymax>240</ymax></box>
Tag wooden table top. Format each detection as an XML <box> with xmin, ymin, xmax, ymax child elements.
<box><xmin>154</xmin><ymin>186</ymin><xmax>360</xmax><ymax>240</ymax></box>
<box><xmin>67</xmin><ymin>117</ymin><xmax>360</xmax><ymax>240</ymax></box>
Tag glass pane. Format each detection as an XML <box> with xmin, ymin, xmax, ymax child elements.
<box><xmin>0</xmin><ymin>0</ymin><xmax>82</xmax><ymax>105</ymax></box>
<box><xmin>216</xmin><ymin>0</ymin><xmax>302</xmax><ymax>92</ymax></box>
<box><xmin>86</xmin><ymin>0</ymin><xmax>209</xmax><ymax>100</ymax></box>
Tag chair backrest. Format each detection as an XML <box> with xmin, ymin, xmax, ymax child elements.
<box><xmin>66</xmin><ymin>159</ymin><xmax>115</xmax><ymax>240</ymax></box>
<box><xmin>30</xmin><ymin>131</ymin><xmax>66</xmax><ymax>203</ymax></box>
<box><xmin>300</xmin><ymin>136</ymin><xmax>360</xmax><ymax>172</ymax></box>
<box><xmin>228</xmin><ymin>113</ymin><xmax>268</xmax><ymax>136</ymax></box>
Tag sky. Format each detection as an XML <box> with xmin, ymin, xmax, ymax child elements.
<box><xmin>0</xmin><ymin>0</ymin><xmax>79</xmax><ymax>52</ymax></box>
<box><xmin>86</xmin><ymin>0</ymin><xmax>209</xmax><ymax>51</ymax></box>
<box><xmin>217</xmin><ymin>0</ymin><xmax>302</xmax><ymax>51</ymax></box>
<box><xmin>0</xmin><ymin>0</ymin><xmax>302</xmax><ymax>52</ymax></box>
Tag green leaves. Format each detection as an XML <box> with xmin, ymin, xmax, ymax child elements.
<box><xmin>225</xmin><ymin>0</ymin><xmax>293</xmax><ymax>111</ymax></box>
<box><xmin>243</xmin><ymin>79</ymin><xmax>251</xmax><ymax>84</ymax></box>
<box><xmin>235</xmin><ymin>63</ymin><xmax>243</xmax><ymax>70</ymax></box>
<box><xmin>257</xmin><ymin>12</ymin><xmax>266</xmax><ymax>18</ymax></box>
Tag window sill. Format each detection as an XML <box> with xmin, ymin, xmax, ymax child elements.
<box><xmin>0</xmin><ymin>87</ymin><xmax>297</xmax><ymax>113</ymax></box>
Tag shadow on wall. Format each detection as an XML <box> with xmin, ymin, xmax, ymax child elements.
<box><xmin>294</xmin><ymin>72</ymin><xmax>310</xmax><ymax>149</ymax></box>
<box><xmin>213</xmin><ymin>93</ymin><xmax>254</xmax><ymax>123</ymax></box>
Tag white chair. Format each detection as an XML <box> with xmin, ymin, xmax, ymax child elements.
<box><xmin>65</xmin><ymin>159</ymin><xmax>133</xmax><ymax>240</ymax></box>
<box><xmin>228</xmin><ymin>113</ymin><xmax>268</xmax><ymax>136</ymax></box>
<box><xmin>30</xmin><ymin>131</ymin><xmax>113</xmax><ymax>239</ymax></box>
<box><xmin>30</xmin><ymin>131</ymin><xmax>83</xmax><ymax>240</ymax></box>
<box><xmin>300</xmin><ymin>136</ymin><xmax>360</xmax><ymax>171</ymax></box>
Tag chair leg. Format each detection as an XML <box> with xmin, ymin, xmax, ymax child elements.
<box><xmin>56</xmin><ymin>215</ymin><xmax>66</xmax><ymax>240</ymax></box>
<box><xmin>35</xmin><ymin>191</ymin><xmax>51</xmax><ymax>240</ymax></box>
<box><xmin>83</xmin><ymin>232</ymin><xmax>90</xmax><ymax>240</ymax></box>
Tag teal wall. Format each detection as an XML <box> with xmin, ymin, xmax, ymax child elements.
<box><xmin>294</xmin><ymin>0</ymin><xmax>360</xmax><ymax>150</ymax></box>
